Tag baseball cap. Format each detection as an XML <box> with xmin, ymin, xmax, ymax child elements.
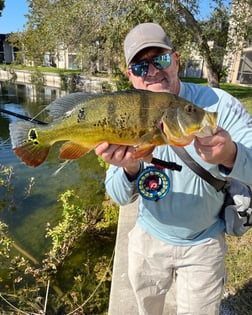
<box><xmin>124</xmin><ymin>23</ymin><xmax>174</xmax><ymax>66</ymax></box>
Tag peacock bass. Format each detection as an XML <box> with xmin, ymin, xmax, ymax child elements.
<box><xmin>9</xmin><ymin>90</ymin><xmax>218</xmax><ymax>167</ymax></box>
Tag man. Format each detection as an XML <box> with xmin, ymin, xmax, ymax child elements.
<box><xmin>95</xmin><ymin>23</ymin><xmax>252</xmax><ymax>314</ymax></box>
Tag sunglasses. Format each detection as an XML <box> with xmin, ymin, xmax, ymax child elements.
<box><xmin>129</xmin><ymin>52</ymin><xmax>173</xmax><ymax>77</ymax></box>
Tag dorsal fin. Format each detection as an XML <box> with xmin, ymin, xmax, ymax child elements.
<box><xmin>45</xmin><ymin>90</ymin><xmax>149</xmax><ymax>120</ymax></box>
<box><xmin>46</xmin><ymin>92</ymin><xmax>100</xmax><ymax>119</ymax></box>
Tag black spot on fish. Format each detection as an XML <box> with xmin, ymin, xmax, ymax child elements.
<box><xmin>28</xmin><ymin>129</ymin><xmax>39</xmax><ymax>145</ymax></box>
<box><xmin>77</xmin><ymin>107</ymin><xmax>86</xmax><ymax>122</ymax></box>
<box><xmin>94</xmin><ymin>117</ymin><xmax>108</xmax><ymax>129</ymax></box>
<box><xmin>117</xmin><ymin>112</ymin><xmax>130</xmax><ymax>129</ymax></box>
<box><xmin>29</xmin><ymin>129</ymin><xmax>37</xmax><ymax>140</ymax></box>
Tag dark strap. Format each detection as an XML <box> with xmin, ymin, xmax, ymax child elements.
<box><xmin>171</xmin><ymin>146</ymin><xmax>227</xmax><ymax>192</ymax></box>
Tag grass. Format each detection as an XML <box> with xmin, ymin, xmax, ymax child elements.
<box><xmin>209</xmin><ymin>84</ymin><xmax>252</xmax><ymax>314</ymax></box>
<box><xmin>0</xmin><ymin>63</ymin><xmax>81</xmax><ymax>75</ymax></box>
<box><xmin>181</xmin><ymin>77</ymin><xmax>252</xmax><ymax>114</ymax></box>
<box><xmin>209</xmin><ymin>82</ymin><xmax>252</xmax><ymax>314</ymax></box>
<box><xmin>220</xmin><ymin>83</ymin><xmax>252</xmax><ymax>114</ymax></box>
<box><xmin>223</xmin><ymin>231</ymin><xmax>252</xmax><ymax>314</ymax></box>
<box><xmin>182</xmin><ymin>78</ymin><xmax>252</xmax><ymax>314</ymax></box>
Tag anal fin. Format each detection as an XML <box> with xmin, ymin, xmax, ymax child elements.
<box><xmin>59</xmin><ymin>141</ymin><xmax>91</xmax><ymax>160</ymax></box>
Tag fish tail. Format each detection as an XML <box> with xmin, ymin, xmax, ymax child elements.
<box><xmin>9</xmin><ymin>121</ymin><xmax>51</xmax><ymax>167</ymax></box>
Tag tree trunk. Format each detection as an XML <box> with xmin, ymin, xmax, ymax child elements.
<box><xmin>205</xmin><ymin>62</ymin><xmax>220</xmax><ymax>88</ymax></box>
<box><xmin>175</xmin><ymin>1</ymin><xmax>221</xmax><ymax>88</ymax></box>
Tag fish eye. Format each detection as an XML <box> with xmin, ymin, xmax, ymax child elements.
<box><xmin>184</xmin><ymin>104</ymin><xmax>196</xmax><ymax>114</ymax></box>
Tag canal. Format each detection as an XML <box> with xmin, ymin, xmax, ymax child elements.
<box><xmin>0</xmin><ymin>81</ymin><xmax>116</xmax><ymax>314</ymax></box>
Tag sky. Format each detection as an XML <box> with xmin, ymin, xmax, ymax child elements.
<box><xmin>0</xmin><ymin>0</ymin><xmax>229</xmax><ymax>35</ymax></box>
<box><xmin>0</xmin><ymin>0</ymin><xmax>28</xmax><ymax>34</ymax></box>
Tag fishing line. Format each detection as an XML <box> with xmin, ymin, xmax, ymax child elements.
<box><xmin>0</xmin><ymin>108</ymin><xmax>48</xmax><ymax>153</ymax></box>
<box><xmin>1</xmin><ymin>106</ymin><xmax>74</xmax><ymax>174</ymax></box>
<box><xmin>29</xmin><ymin>105</ymin><xmax>51</xmax><ymax>123</ymax></box>
<box><xmin>52</xmin><ymin>160</ymin><xmax>73</xmax><ymax>176</ymax></box>
<box><xmin>0</xmin><ymin>108</ymin><xmax>48</xmax><ymax>125</ymax></box>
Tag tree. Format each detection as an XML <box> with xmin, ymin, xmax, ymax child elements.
<box><xmin>0</xmin><ymin>0</ymin><xmax>4</xmax><ymax>17</ymax></box>
<box><xmin>168</xmin><ymin>0</ymin><xmax>230</xmax><ymax>86</ymax></box>
<box><xmin>8</xmin><ymin>0</ymin><xmax>251</xmax><ymax>87</ymax></box>
<box><xmin>92</xmin><ymin>0</ymin><xmax>233</xmax><ymax>87</ymax></box>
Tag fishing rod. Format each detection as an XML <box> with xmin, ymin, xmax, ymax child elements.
<box><xmin>0</xmin><ymin>108</ymin><xmax>48</xmax><ymax>125</ymax></box>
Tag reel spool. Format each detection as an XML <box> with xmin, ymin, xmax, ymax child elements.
<box><xmin>137</xmin><ymin>167</ymin><xmax>171</xmax><ymax>201</ymax></box>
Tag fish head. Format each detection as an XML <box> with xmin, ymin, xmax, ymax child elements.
<box><xmin>160</xmin><ymin>102</ymin><xmax>218</xmax><ymax>146</ymax></box>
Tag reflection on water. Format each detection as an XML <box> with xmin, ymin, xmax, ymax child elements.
<box><xmin>0</xmin><ymin>82</ymin><xmax>107</xmax><ymax>259</ymax></box>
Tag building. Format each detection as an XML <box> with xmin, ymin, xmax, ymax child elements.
<box><xmin>0</xmin><ymin>34</ymin><xmax>17</xmax><ymax>64</ymax></box>
<box><xmin>222</xmin><ymin>0</ymin><xmax>252</xmax><ymax>85</ymax></box>
<box><xmin>226</xmin><ymin>44</ymin><xmax>252</xmax><ymax>86</ymax></box>
<box><xmin>179</xmin><ymin>1</ymin><xmax>252</xmax><ymax>86</ymax></box>
<box><xmin>236</xmin><ymin>47</ymin><xmax>252</xmax><ymax>85</ymax></box>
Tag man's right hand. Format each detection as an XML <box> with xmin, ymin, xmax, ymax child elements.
<box><xmin>95</xmin><ymin>142</ymin><xmax>141</xmax><ymax>179</ymax></box>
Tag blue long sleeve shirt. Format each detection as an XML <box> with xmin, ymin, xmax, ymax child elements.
<box><xmin>104</xmin><ymin>82</ymin><xmax>252</xmax><ymax>246</ymax></box>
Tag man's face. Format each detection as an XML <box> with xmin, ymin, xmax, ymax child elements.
<box><xmin>127</xmin><ymin>48</ymin><xmax>180</xmax><ymax>95</ymax></box>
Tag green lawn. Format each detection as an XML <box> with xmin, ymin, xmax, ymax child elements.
<box><xmin>182</xmin><ymin>78</ymin><xmax>252</xmax><ymax>314</ymax></box>
<box><xmin>181</xmin><ymin>77</ymin><xmax>252</xmax><ymax>114</ymax></box>
<box><xmin>221</xmin><ymin>81</ymin><xmax>252</xmax><ymax>313</ymax></box>
<box><xmin>211</xmin><ymin>83</ymin><xmax>252</xmax><ymax>314</ymax></box>
<box><xmin>223</xmin><ymin>232</ymin><xmax>252</xmax><ymax>314</ymax></box>
<box><xmin>210</xmin><ymin>82</ymin><xmax>252</xmax><ymax>314</ymax></box>
<box><xmin>220</xmin><ymin>82</ymin><xmax>252</xmax><ymax>114</ymax></box>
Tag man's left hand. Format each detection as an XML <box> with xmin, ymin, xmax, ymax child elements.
<box><xmin>194</xmin><ymin>127</ymin><xmax>237</xmax><ymax>169</ymax></box>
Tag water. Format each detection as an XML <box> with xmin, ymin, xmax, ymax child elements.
<box><xmin>0</xmin><ymin>81</ymin><xmax>117</xmax><ymax>313</ymax></box>
<box><xmin>0</xmin><ymin>82</ymin><xmax>109</xmax><ymax>261</ymax></box>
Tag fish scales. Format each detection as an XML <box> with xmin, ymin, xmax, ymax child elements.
<box><xmin>102</xmin><ymin>93</ymin><xmax>145</xmax><ymax>131</ymax></box>
<box><xmin>81</xmin><ymin>93</ymin><xmax>157</xmax><ymax>140</ymax></box>
<box><xmin>9</xmin><ymin>90</ymin><xmax>218</xmax><ymax>167</ymax></box>
<box><xmin>78</xmin><ymin>94</ymin><xmax>149</xmax><ymax>139</ymax></box>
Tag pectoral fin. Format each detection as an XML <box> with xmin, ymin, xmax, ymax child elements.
<box><xmin>59</xmin><ymin>141</ymin><xmax>92</xmax><ymax>160</ymax></box>
<box><xmin>133</xmin><ymin>144</ymin><xmax>155</xmax><ymax>159</ymax></box>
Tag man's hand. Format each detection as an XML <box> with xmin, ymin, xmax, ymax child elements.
<box><xmin>95</xmin><ymin>142</ymin><xmax>141</xmax><ymax>178</ymax></box>
<box><xmin>194</xmin><ymin>127</ymin><xmax>237</xmax><ymax>169</ymax></box>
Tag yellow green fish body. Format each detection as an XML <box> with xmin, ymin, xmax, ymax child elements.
<box><xmin>9</xmin><ymin>90</ymin><xmax>218</xmax><ymax>167</ymax></box>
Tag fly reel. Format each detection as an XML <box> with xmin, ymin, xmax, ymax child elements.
<box><xmin>137</xmin><ymin>167</ymin><xmax>171</xmax><ymax>201</ymax></box>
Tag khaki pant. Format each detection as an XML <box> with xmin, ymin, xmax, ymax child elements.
<box><xmin>128</xmin><ymin>224</ymin><xmax>227</xmax><ymax>315</ymax></box>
